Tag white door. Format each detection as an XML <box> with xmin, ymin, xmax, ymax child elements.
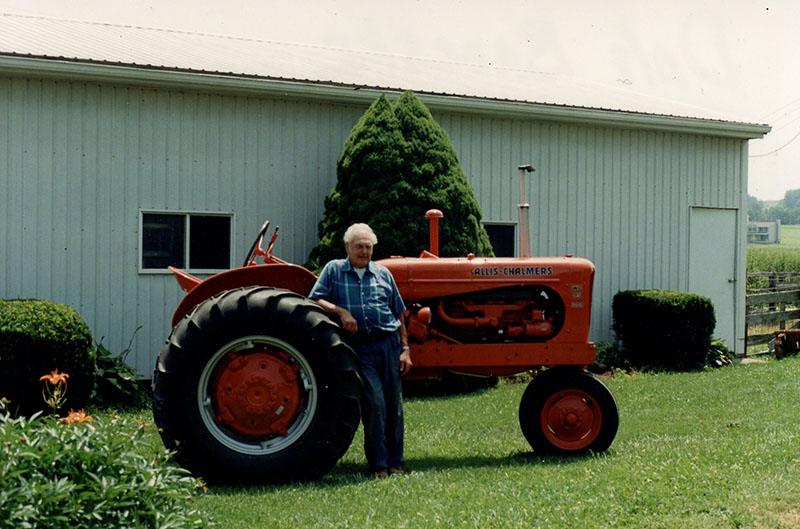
<box><xmin>689</xmin><ymin>207</ymin><xmax>737</xmax><ymax>347</ymax></box>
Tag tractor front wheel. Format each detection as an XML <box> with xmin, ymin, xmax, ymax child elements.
<box><xmin>519</xmin><ymin>369</ymin><xmax>618</xmax><ymax>455</ymax></box>
<box><xmin>152</xmin><ymin>287</ymin><xmax>362</xmax><ymax>484</ymax></box>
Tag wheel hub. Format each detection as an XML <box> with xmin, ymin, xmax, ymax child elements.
<box><xmin>552</xmin><ymin>404</ymin><xmax>584</xmax><ymax>431</ymax></box>
<box><xmin>213</xmin><ymin>350</ymin><xmax>302</xmax><ymax>437</ymax></box>
<box><xmin>542</xmin><ymin>390</ymin><xmax>601</xmax><ymax>449</ymax></box>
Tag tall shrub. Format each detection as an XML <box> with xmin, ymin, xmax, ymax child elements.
<box><xmin>307</xmin><ymin>91</ymin><xmax>492</xmax><ymax>270</ymax></box>
<box><xmin>308</xmin><ymin>94</ymin><xmax>405</xmax><ymax>269</ymax></box>
<box><xmin>0</xmin><ymin>299</ymin><xmax>96</xmax><ymax>416</ymax></box>
<box><xmin>612</xmin><ymin>290</ymin><xmax>716</xmax><ymax>371</ymax></box>
<box><xmin>393</xmin><ymin>91</ymin><xmax>492</xmax><ymax>259</ymax></box>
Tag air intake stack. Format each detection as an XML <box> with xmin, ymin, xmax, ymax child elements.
<box><xmin>517</xmin><ymin>164</ymin><xmax>535</xmax><ymax>258</ymax></box>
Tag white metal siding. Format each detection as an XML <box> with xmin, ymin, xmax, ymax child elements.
<box><xmin>1</xmin><ymin>76</ymin><xmax>750</xmax><ymax>376</ymax></box>
<box><xmin>437</xmin><ymin>112</ymin><xmax>745</xmax><ymax>346</ymax></box>
<box><xmin>1</xmin><ymin>76</ymin><xmax>363</xmax><ymax>375</ymax></box>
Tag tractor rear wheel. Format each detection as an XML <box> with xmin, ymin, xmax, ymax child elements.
<box><xmin>152</xmin><ymin>287</ymin><xmax>362</xmax><ymax>484</ymax></box>
<box><xmin>519</xmin><ymin>369</ymin><xmax>618</xmax><ymax>455</ymax></box>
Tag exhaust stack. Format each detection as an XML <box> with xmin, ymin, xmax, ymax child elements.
<box><xmin>517</xmin><ymin>165</ymin><xmax>535</xmax><ymax>258</ymax></box>
<box><xmin>426</xmin><ymin>209</ymin><xmax>443</xmax><ymax>256</ymax></box>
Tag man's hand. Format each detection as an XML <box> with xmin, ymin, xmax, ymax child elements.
<box><xmin>399</xmin><ymin>348</ymin><xmax>413</xmax><ymax>375</ymax></box>
<box><xmin>314</xmin><ymin>299</ymin><xmax>358</xmax><ymax>334</ymax></box>
<box><xmin>336</xmin><ymin>307</ymin><xmax>358</xmax><ymax>334</ymax></box>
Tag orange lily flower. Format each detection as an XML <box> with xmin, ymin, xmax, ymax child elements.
<box><xmin>39</xmin><ymin>369</ymin><xmax>70</xmax><ymax>386</ymax></box>
<box><xmin>62</xmin><ymin>409</ymin><xmax>94</xmax><ymax>424</ymax></box>
<box><xmin>40</xmin><ymin>369</ymin><xmax>69</xmax><ymax>414</ymax></box>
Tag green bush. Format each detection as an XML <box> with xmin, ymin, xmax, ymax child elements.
<box><xmin>593</xmin><ymin>341</ymin><xmax>631</xmax><ymax>372</ymax></box>
<box><xmin>0</xmin><ymin>402</ymin><xmax>210</xmax><ymax>528</ymax></box>
<box><xmin>612</xmin><ymin>290</ymin><xmax>716</xmax><ymax>371</ymax></box>
<box><xmin>707</xmin><ymin>338</ymin><xmax>734</xmax><ymax>367</ymax></box>
<box><xmin>92</xmin><ymin>339</ymin><xmax>150</xmax><ymax>410</ymax></box>
<box><xmin>0</xmin><ymin>299</ymin><xmax>96</xmax><ymax>416</ymax></box>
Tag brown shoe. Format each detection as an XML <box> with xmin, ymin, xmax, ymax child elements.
<box><xmin>389</xmin><ymin>466</ymin><xmax>405</xmax><ymax>476</ymax></box>
<box><xmin>373</xmin><ymin>469</ymin><xmax>389</xmax><ymax>478</ymax></box>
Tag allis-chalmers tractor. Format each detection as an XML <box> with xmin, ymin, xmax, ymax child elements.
<box><xmin>153</xmin><ymin>176</ymin><xmax>619</xmax><ymax>483</ymax></box>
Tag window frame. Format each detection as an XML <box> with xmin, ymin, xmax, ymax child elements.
<box><xmin>139</xmin><ymin>210</ymin><xmax>235</xmax><ymax>275</ymax></box>
<box><xmin>482</xmin><ymin>221</ymin><xmax>517</xmax><ymax>257</ymax></box>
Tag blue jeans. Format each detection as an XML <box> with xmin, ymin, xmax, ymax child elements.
<box><xmin>354</xmin><ymin>331</ymin><xmax>404</xmax><ymax>471</ymax></box>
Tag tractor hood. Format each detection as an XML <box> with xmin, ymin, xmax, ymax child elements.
<box><xmin>378</xmin><ymin>254</ymin><xmax>595</xmax><ymax>303</ymax></box>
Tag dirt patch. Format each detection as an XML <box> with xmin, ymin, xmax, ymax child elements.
<box><xmin>751</xmin><ymin>504</ymin><xmax>800</xmax><ymax>529</ymax></box>
<box><xmin>734</xmin><ymin>357</ymin><xmax>769</xmax><ymax>365</ymax></box>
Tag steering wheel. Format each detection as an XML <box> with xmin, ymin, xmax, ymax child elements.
<box><xmin>243</xmin><ymin>220</ymin><xmax>270</xmax><ymax>267</ymax></box>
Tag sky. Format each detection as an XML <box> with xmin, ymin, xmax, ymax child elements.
<box><xmin>2</xmin><ymin>0</ymin><xmax>799</xmax><ymax>201</ymax></box>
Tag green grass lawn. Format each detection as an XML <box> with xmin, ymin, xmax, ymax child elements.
<box><xmin>154</xmin><ymin>357</ymin><xmax>800</xmax><ymax>529</ymax></box>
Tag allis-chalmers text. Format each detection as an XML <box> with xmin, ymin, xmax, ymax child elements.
<box><xmin>472</xmin><ymin>266</ymin><xmax>554</xmax><ymax>277</ymax></box>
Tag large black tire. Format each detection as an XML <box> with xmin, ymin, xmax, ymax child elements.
<box><xmin>519</xmin><ymin>369</ymin><xmax>618</xmax><ymax>456</ymax></box>
<box><xmin>152</xmin><ymin>287</ymin><xmax>362</xmax><ymax>484</ymax></box>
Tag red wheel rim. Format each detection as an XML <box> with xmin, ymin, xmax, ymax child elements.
<box><xmin>212</xmin><ymin>348</ymin><xmax>303</xmax><ymax>437</ymax></box>
<box><xmin>540</xmin><ymin>388</ymin><xmax>603</xmax><ymax>451</ymax></box>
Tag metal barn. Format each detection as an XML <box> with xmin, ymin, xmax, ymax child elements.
<box><xmin>0</xmin><ymin>14</ymin><xmax>769</xmax><ymax>374</ymax></box>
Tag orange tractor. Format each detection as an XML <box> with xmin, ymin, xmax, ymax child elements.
<box><xmin>153</xmin><ymin>171</ymin><xmax>619</xmax><ymax>483</ymax></box>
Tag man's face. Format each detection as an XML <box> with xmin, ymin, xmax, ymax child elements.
<box><xmin>345</xmin><ymin>234</ymin><xmax>373</xmax><ymax>268</ymax></box>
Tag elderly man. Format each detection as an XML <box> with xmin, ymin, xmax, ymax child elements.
<box><xmin>309</xmin><ymin>223</ymin><xmax>412</xmax><ymax>478</ymax></box>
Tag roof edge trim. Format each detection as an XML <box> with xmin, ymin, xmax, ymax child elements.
<box><xmin>0</xmin><ymin>55</ymin><xmax>771</xmax><ymax>139</ymax></box>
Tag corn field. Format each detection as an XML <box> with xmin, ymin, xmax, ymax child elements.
<box><xmin>746</xmin><ymin>225</ymin><xmax>800</xmax><ymax>351</ymax></box>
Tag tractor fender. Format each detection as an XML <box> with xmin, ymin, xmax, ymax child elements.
<box><xmin>170</xmin><ymin>264</ymin><xmax>318</xmax><ymax>327</ymax></box>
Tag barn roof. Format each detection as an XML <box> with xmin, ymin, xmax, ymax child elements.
<box><xmin>0</xmin><ymin>13</ymin><xmax>770</xmax><ymax>138</ymax></box>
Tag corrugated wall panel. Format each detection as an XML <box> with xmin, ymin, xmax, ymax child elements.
<box><xmin>0</xmin><ymin>77</ymin><xmax>366</xmax><ymax>374</ymax></box>
<box><xmin>1</xmin><ymin>76</ymin><xmax>750</xmax><ymax>374</ymax></box>
<box><xmin>437</xmin><ymin>114</ymin><xmax>746</xmax><ymax>344</ymax></box>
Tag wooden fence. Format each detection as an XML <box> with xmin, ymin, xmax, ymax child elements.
<box><xmin>745</xmin><ymin>272</ymin><xmax>800</xmax><ymax>348</ymax></box>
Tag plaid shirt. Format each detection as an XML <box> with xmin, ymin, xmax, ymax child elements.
<box><xmin>309</xmin><ymin>258</ymin><xmax>406</xmax><ymax>342</ymax></box>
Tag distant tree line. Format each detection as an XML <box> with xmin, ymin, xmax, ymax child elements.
<box><xmin>748</xmin><ymin>188</ymin><xmax>800</xmax><ymax>225</ymax></box>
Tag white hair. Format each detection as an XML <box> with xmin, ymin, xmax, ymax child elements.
<box><xmin>343</xmin><ymin>223</ymin><xmax>378</xmax><ymax>245</ymax></box>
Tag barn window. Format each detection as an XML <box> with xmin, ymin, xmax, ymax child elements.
<box><xmin>141</xmin><ymin>212</ymin><xmax>232</xmax><ymax>272</ymax></box>
<box><xmin>483</xmin><ymin>223</ymin><xmax>516</xmax><ymax>257</ymax></box>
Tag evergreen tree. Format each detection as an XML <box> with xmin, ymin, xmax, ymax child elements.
<box><xmin>392</xmin><ymin>91</ymin><xmax>493</xmax><ymax>258</ymax></box>
<box><xmin>307</xmin><ymin>91</ymin><xmax>493</xmax><ymax>270</ymax></box>
<box><xmin>307</xmin><ymin>94</ymin><xmax>405</xmax><ymax>270</ymax></box>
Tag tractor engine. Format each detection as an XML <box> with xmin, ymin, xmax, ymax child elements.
<box><xmin>382</xmin><ymin>254</ymin><xmax>593</xmax><ymax>350</ymax></box>
<box><xmin>408</xmin><ymin>284</ymin><xmax>565</xmax><ymax>344</ymax></box>
<box><xmin>378</xmin><ymin>207</ymin><xmax>596</xmax><ymax>379</ymax></box>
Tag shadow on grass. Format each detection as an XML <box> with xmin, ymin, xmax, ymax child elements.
<box><xmin>383</xmin><ymin>450</ymin><xmax>601</xmax><ymax>475</ymax></box>
<box><xmin>210</xmin><ymin>451</ymin><xmax>605</xmax><ymax>494</ymax></box>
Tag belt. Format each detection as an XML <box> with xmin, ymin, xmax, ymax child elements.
<box><xmin>351</xmin><ymin>328</ymin><xmax>394</xmax><ymax>345</ymax></box>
